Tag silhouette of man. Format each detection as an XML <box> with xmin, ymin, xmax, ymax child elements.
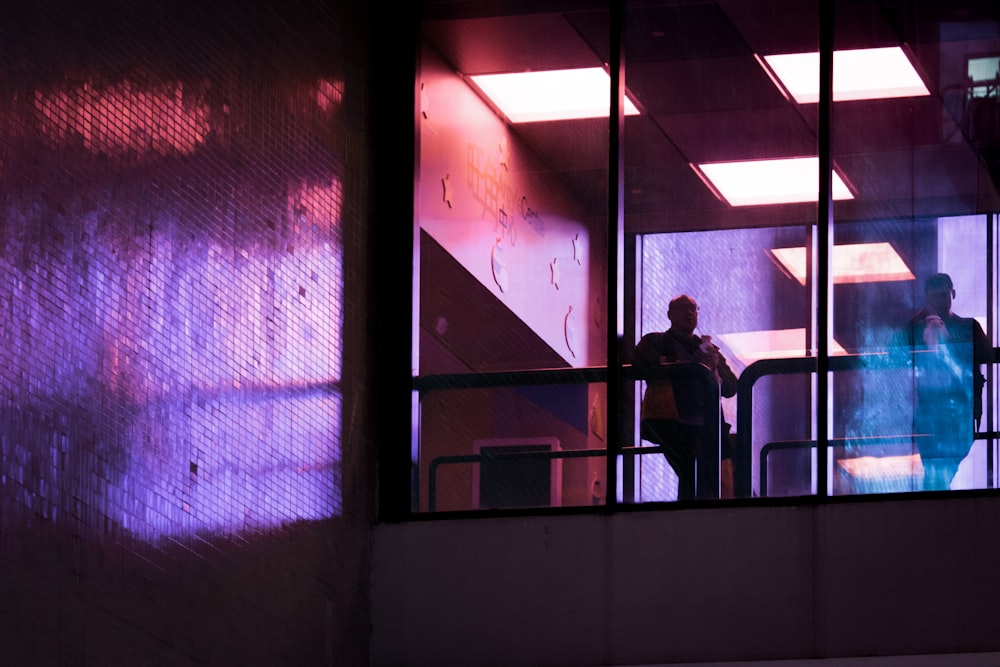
<box><xmin>632</xmin><ymin>295</ymin><xmax>738</xmax><ymax>500</ymax></box>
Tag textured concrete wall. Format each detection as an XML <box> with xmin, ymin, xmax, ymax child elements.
<box><xmin>0</xmin><ymin>2</ymin><xmax>373</xmax><ymax>664</ymax></box>
<box><xmin>373</xmin><ymin>496</ymin><xmax>1000</xmax><ymax>667</ymax></box>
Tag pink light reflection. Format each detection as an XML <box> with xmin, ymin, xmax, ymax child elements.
<box><xmin>838</xmin><ymin>454</ymin><xmax>922</xmax><ymax>478</ymax></box>
<box><xmin>837</xmin><ymin>454</ymin><xmax>923</xmax><ymax>495</ymax></box>
<box><xmin>315</xmin><ymin>78</ymin><xmax>344</xmax><ymax>112</ymax></box>
<box><xmin>34</xmin><ymin>80</ymin><xmax>210</xmax><ymax>158</ymax></box>
<box><xmin>770</xmin><ymin>242</ymin><xmax>915</xmax><ymax>285</ymax></box>
<box><xmin>717</xmin><ymin>328</ymin><xmax>848</xmax><ymax>367</ymax></box>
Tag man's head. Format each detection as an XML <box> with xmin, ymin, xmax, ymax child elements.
<box><xmin>924</xmin><ymin>272</ymin><xmax>955</xmax><ymax>317</ymax></box>
<box><xmin>668</xmin><ymin>294</ymin><xmax>699</xmax><ymax>335</ymax></box>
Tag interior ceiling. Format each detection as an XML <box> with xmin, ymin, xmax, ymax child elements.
<box><xmin>421</xmin><ymin>0</ymin><xmax>1000</xmax><ymax>234</ymax></box>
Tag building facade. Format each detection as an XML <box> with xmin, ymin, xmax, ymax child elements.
<box><xmin>4</xmin><ymin>1</ymin><xmax>1000</xmax><ymax>666</ymax></box>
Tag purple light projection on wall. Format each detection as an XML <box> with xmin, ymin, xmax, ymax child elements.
<box><xmin>0</xmin><ymin>74</ymin><xmax>345</xmax><ymax>542</ymax></box>
<box><xmin>113</xmin><ymin>236</ymin><xmax>345</xmax><ymax>540</ymax></box>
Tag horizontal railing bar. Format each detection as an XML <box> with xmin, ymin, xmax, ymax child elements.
<box><xmin>427</xmin><ymin>445</ymin><xmax>671</xmax><ymax>512</ymax></box>
<box><xmin>413</xmin><ymin>362</ymin><xmax>712</xmax><ymax>393</ymax></box>
<box><xmin>759</xmin><ymin>435</ymin><xmax>932</xmax><ymax>497</ymax></box>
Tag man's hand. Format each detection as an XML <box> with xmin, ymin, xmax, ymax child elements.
<box><xmin>923</xmin><ymin>314</ymin><xmax>948</xmax><ymax>347</ymax></box>
<box><xmin>697</xmin><ymin>336</ymin><xmax>721</xmax><ymax>370</ymax></box>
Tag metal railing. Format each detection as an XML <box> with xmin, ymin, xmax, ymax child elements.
<box><xmin>736</xmin><ymin>349</ymin><xmax>999</xmax><ymax>498</ymax></box>
<box><xmin>758</xmin><ymin>435</ymin><xmax>932</xmax><ymax>497</ymax></box>
<box><xmin>734</xmin><ymin>354</ymin><xmax>873</xmax><ymax>498</ymax></box>
<box><xmin>419</xmin><ymin>349</ymin><xmax>999</xmax><ymax>509</ymax></box>
<box><xmin>418</xmin><ymin>362</ymin><xmax>721</xmax><ymax>511</ymax></box>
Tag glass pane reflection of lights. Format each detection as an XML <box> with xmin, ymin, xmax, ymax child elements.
<box><xmin>831</xmin><ymin>217</ymin><xmax>991</xmax><ymax>496</ymax></box>
<box><xmin>831</xmin><ymin>0</ymin><xmax>997</xmax><ymax>497</ymax></box>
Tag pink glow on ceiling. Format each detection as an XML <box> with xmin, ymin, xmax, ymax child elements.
<box><xmin>770</xmin><ymin>242</ymin><xmax>915</xmax><ymax>285</ymax></box>
<box><xmin>693</xmin><ymin>157</ymin><xmax>853</xmax><ymax>206</ymax></box>
<box><xmin>761</xmin><ymin>46</ymin><xmax>930</xmax><ymax>104</ymax></box>
<box><xmin>34</xmin><ymin>81</ymin><xmax>210</xmax><ymax>158</ymax></box>
<box><xmin>469</xmin><ymin>67</ymin><xmax>640</xmax><ymax>123</ymax></box>
<box><xmin>717</xmin><ymin>328</ymin><xmax>848</xmax><ymax>367</ymax></box>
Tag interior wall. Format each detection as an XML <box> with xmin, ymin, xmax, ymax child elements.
<box><xmin>417</xmin><ymin>42</ymin><xmax>607</xmax><ymax>371</ymax></box>
<box><xmin>418</xmin><ymin>233</ymin><xmax>595</xmax><ymax>511</ymax></box>
<box><xmin>0</xmin><ymin>2</ymin><xmax>373</xmax><ymax>663</ymax></box>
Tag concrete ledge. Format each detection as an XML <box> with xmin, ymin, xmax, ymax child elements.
<box><xmin>372</xmin><ymin>495</ymin><xmax>1000</xmax><ymax>666</ymax></box>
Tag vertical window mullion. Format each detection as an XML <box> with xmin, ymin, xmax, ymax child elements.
<box><xmin>816</xmin><ymin>0</ymin><xmax>835</xmax><ymax>498</ymax></box>
<box><xmin>607</xmin><ymin>0</ymin><xmax>625</xmax><ymax>509</ymax></box>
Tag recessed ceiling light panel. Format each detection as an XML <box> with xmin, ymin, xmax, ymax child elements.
<box><xmin>469</xmin><ymin>67</ymin><xmax>640</xmax><ymax>123</ymax></box>
<box><xmin>693</xmin><ymin>157</ymin><xmax>853</xmax><ymax>206</ymax></box>
<box><xmin>762</xmin><ymin>46</ymin><xmax>930</xmax><ymax>104</ymax></box>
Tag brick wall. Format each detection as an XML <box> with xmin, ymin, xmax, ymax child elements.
<box><xmin>0</xmin><ymin>2</ymin><xmax>372</xmax><ymax>664</ymax></box>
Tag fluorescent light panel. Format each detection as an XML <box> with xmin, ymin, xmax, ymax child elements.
<box><xmin>770</xmin><ymin>242</ymin><xmax>914</xmax><ymax>285</ymax></box>
<box><xmin>763</xmin><ymin>46</ymin><xmax>930</xmax><ymax>104</ymax></box>
<box><xmin>469</xmin><ymin>67</ymin><xmax>640</xmax><ymax>123</ymax></box>
<box><xmin>694</xmin><ymin>157</ymin><xmax>853</xmax><ymax>206</ymax></box>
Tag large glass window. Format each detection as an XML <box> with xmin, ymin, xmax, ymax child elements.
<box><xmin>408</xmin><ymin>0</ymin><xmax>1000</xmax><ymax>513</ymax></box>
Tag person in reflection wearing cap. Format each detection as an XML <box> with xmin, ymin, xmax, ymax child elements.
<box><xmin>894</xmin><ymin>273</ymin><xmax>992</xmax><ymax>491</ymax></box>
<box><xmin>632</xmin><ymin>294</ymin><xmax>738</xmax><ymax>501</ymax></box>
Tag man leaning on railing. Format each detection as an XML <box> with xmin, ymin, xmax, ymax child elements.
<box><xmin>632</xmin><ymin>294</ymin><xmax>739</xmax><ymax>500</ymax></box>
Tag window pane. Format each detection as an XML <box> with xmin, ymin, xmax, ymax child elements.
<box><xmin>625</xmin><ymin>0</ymin><xmax>819</xmax><ymax>501</ymax></box>
<box><xmin>636</xmin><ymin>228</ymin><xmax>817</xmax><ymax>499</ymax></box>
<box><xmin>831</xmin><ymin>1</ymin><xmax>1000</xmax><ymax>495</ymax></box>
<box><xmin>415</xmin><ymin>4</ymin><xmax>610</xmax><ymax>512</ymax></box>
<box><xmin>420</xmin><ymin>381</ymin><xmax>607</xmax><ymax>512</ymax></box>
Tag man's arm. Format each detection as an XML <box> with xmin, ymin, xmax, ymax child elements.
<box><xmin>631</xmin><ymin>333</ymin><xmax>666</xmax><ymax>367</ymax></box>
<box><xmin>717</xmin><ymin>355</ymin><xmax>738</xmax><ymax>398</ymax></box>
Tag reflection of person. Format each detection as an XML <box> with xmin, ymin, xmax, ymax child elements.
<box><xmin>632</xmin><ymin>294</ymin><xmax>738</xmax><ymax>500</ymax></box>
<box><xmin>894</xmin><ymin>273</ymin><xmax>992</xmax><ymax>491</ymax></box>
